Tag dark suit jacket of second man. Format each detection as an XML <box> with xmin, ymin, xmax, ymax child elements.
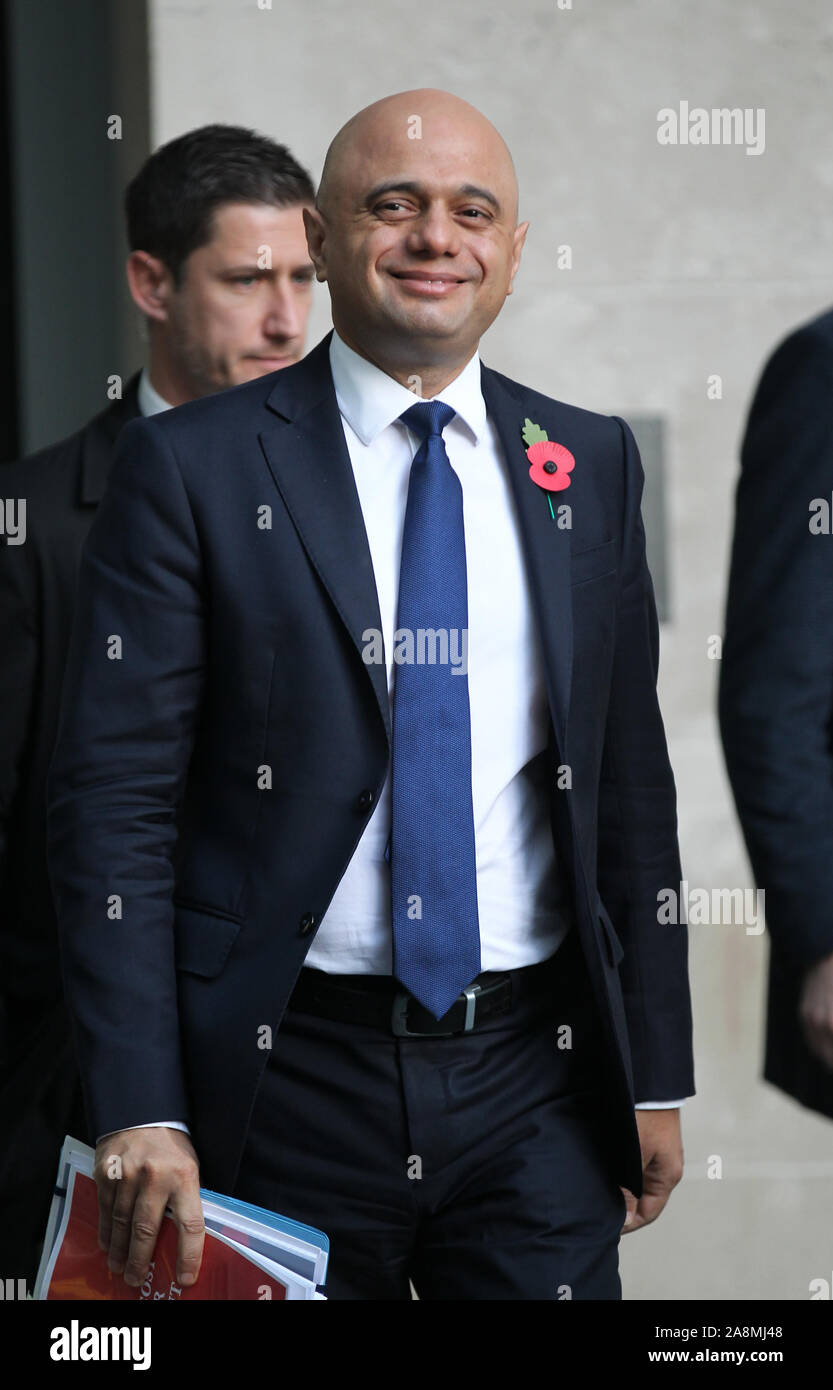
<box><xmin>0</xmin><ymin>376</ymin><xmax>141</xmax><ymax>1003</ymax></box>
<box><xmin>0</xmin><ymin>376</ymin><xmax>140</xmax><ymax>1278</ymax></box>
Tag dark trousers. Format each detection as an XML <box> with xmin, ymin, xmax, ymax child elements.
<box><xmin>235</xmin><ymin>928</ymin><xmax>626</xmax><ymax>1300</ymax></box>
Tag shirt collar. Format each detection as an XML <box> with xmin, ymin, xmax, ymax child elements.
<box><xmin>137</xmin><ymin>367</ymin><xmax>174</xmax><ymax>417</ymax></box>
<box><xmin>329</xmin><ymin>328</ymin><xmax>487</xmax><ymax>446</ymax></box>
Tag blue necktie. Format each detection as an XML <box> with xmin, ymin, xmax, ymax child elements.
<box><xmin>389</xmin><ymin>400</ymin><xmax>481</xmax><ymax>1020</ymax></box>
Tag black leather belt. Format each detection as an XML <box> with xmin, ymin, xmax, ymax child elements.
<box><xmin>288</xmin><ymin>952</ymin><xmax>563</xmax><ymax>1038</ymax></box>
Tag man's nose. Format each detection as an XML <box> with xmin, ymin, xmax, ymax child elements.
<box><xmin>406</xmin><ymin>208</ymin><xmax>461</xmax><ymax>257</ymax></box>
<box><xmin>262</xmin><ymin>279</ymin><xmax>303</xmax><ymax>339</ymax></box>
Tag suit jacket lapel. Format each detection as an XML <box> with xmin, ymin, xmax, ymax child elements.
<box><xmin>259</xmin><ymin>333</ymin><xmax>392</xmax><ymax>746</ymax></box>
<box><xmin>257</xmin><ymin>338</ymin><xmax>574</xmax><ymax>760</ymax></box>
<box><xmin>480</xmin><ymin>362</ymin><xmax>573</xmax><ymax>759</ymax></box>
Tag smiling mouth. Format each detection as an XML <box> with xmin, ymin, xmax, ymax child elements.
<box><xmin>389</xmin><ymin>271</ymin><xmax>466</xmax><ymax>296</ymax></box>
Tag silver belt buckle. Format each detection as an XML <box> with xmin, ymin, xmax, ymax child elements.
<box><xmin>391</xmin><ymin>983</ymin><xmax>482</xmax><ymax>1037</ymax></box>
<box><xmin>462</xmin><ymin>983</ymin><xmax>482</xmax><ymax>1031</ymax></box>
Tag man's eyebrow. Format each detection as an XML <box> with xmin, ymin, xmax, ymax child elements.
<box><xmin>364</xmin><ymin>179</ymin><xmax>501</xmax><ymax>212</ymax></box>
<box><xmin>364</xmin><ymin>179</ymin><xmax>423</xmax><ymax>204</ymax></box>
<box><xmin>458</xmin><ymin>183</ymin><xmax>500</xmax><ymax>211</ymax></box>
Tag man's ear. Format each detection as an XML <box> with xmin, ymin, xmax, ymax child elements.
<box><xmin>126</xmin><ymin>251</ymin><xmax>175</xmax><ymax>322</ymax></box>
<box><xmin>506</xmin><ymin>220</ymin><xmax>529</xmax><ymax>296</ymax></box>
<box><xmin>303</xmin><ymin>206</ymin><xmax>328</xmax><ymax>283</ymax></box>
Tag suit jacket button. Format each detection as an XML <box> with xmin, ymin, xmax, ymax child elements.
<box><xmin>299</xmin><ymin>912</ymin><xmax>316</xmax><ymax>936</ymax></box>
<box><xmin>356</xmin><ymin>789</ymin><xmax>374</xmax><ymax>811</ymax></box>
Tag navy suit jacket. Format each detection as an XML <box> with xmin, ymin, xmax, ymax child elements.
<box><xmin>47</xmin><ymin>332</ymin><xmax>694</xmax><ymax>1197</ymax></box>
<box><xmin>720</xmin><ymin>306</ymin><xmax>833</xmax><ymax>1121</ymax></box>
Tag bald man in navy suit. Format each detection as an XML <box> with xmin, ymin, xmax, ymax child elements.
<box><xmin>48</xmin><ymin>90</ymin><xmax>694</xmax><ymax>1301</ymax></box>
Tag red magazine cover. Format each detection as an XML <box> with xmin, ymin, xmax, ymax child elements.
<box><xmin>44</xmin><ymin>1171</ymin><xmax>289</xmax><ymax>1301</ymax></box>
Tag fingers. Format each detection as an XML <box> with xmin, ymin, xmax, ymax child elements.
<box><xmin>621</xmin><ymin>1133</ymin><xmax>684</xmax><ymax>1234</ymax></box>
<box><xmin>631</xmin><ymin>1189</ymin><xmax>670</xmax><ymax>1231</ymax></box>
<box><xmin>621</xmin><ymin>1185</ymin><xmax>670</xmax><ymax>1234</ymax></box>
<box><xmin>620</xmin><ymin>1186</ymin><xmax>638</xmax><ymax>1234</ymax></box>
<box><xmin>93</xmin><ymin>1129</ymin><xmax>203</xmax><ymax>1288</ymax></box>
<box><xmin>95</xmin><ymin>1139</ymin><xmax>130</xmax><ymax>1261</ymax></box>
<box><xmin>119</xmin><ymin>1188</ymin><xmax>166</xmax><ymax>1285</ymax></box>
<box><xmin>169</xmin><ymin>1186</ymin><xmax>206</xmax><ymax>1288</ymax></box>
<box><xmin>97</xmin><ymin>1156</ymin><xmax>118</xmax><ymax>1254</ymax></box>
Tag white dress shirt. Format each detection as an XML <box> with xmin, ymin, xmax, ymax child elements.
<box><xmin>306</xmin><ymin>331</ymin><xmax>575</xmax><ymax>973</ymax></box>
<box><xmin>100</xmin><ymin>343</ymin><xmax>682</xmax><ymax>1140</ymax></box>
<box><xmin>137</xmin><ymin>367</ymin><xmax>172</xmax><ymax>418</ymax></box>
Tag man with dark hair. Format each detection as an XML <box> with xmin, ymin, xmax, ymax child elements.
<box><xmin>0</xmin><ymin>123</ymin><xmax>315</xmax><ymax>1292</ymax></box>
<box><xmin>122</xmin><ymin>124</ymin><xmax>316</xmax><ymax>399</ymax></box>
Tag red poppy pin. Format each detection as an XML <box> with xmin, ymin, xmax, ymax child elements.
<box><xmin>522</xmin><ymin>419</ymin><xmax>575</xmax><ymax>518</ymax></box>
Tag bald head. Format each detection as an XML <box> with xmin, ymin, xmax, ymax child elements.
<box><xmin>304</xmin><ymin>88</ymin><xmax>528</xmax><ymax>391</ymax></box>
<box><xmin>318</xmin><ymin>89</ymin><xmax>519</xmax><ymax>223</ymax></box>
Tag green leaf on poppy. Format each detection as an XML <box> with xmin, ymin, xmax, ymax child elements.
<box><xmin>521</xmin><ymin>417</ymin><xmax>548</xmax><ymax>446</ymax></box>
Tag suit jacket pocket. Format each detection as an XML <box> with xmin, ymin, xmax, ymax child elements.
<box><xmin>571</xmin><ymin>537</ymin><xmax>616</xmax><ymax>586</ymax></box>
<box><xmin>174</xmin><ymin>902</ymin><xmax>243</xmax><ymax>978</ymax></box>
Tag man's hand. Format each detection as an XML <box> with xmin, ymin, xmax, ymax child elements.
<box><xmin>94</xmin><ymin>1127</ymin><xmax>204</xmax><ymax>1288</ymax></box>
<box><xmin>799</xmin><ymin>950</ymin><xmax>833</xmax><ymax>1070</ymax></box>
<box><xmin>619</xmin><ymin>1108</ymin><xmax>683</xmax><ymax>1234</ymax></box>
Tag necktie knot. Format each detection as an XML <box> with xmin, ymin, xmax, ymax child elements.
<box><xmin>399</xmin><ymin>399</ymin><xmax>456</xmax><ymax>443</ymax></box>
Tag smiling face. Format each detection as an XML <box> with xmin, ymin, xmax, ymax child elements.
<box><xmin>305</xmin><ymin>90</ymin><xmax>528</xmax><ymax>383</ymax></box>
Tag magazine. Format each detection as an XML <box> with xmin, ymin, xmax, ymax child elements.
<box><xmin>34</xmin><ymin>1137</ymin><xmax>328</xmax><ymax>1301</ymax></box>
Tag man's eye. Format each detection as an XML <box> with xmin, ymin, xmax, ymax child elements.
<box><xmin>460</xmin><ymin>208</ymin><xmax>489</xmax><ymax>219</ymax></box>
<box><xmin>233</xmin><ymin>276</ymin><xmax>258</xmax><ymax>286</ymax></box>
